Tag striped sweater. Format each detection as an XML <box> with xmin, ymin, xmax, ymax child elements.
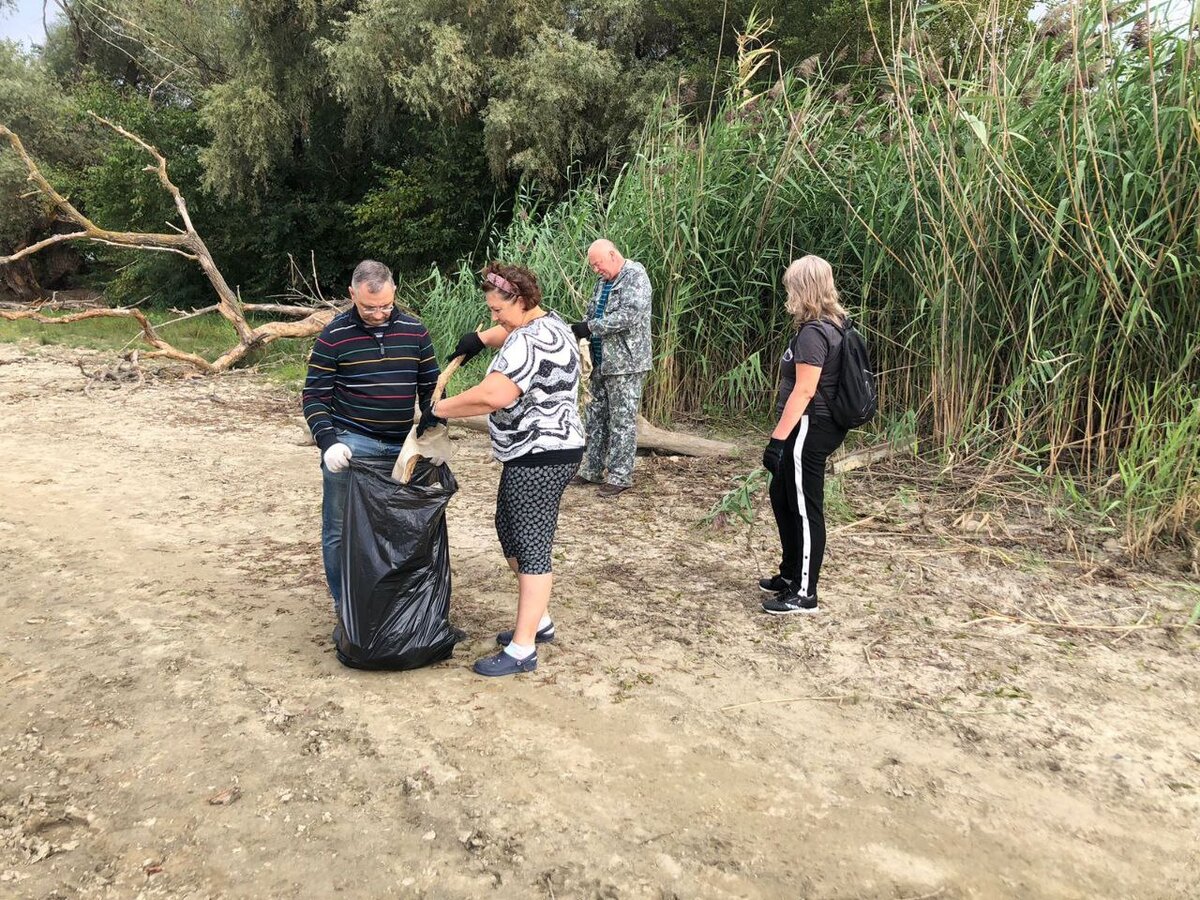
<box><xmin>302</xmin><ymin>307</ymin><xmax>440</xmax><ymax>452</ymax></box>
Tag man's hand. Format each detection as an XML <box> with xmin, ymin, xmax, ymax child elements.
<box><xmin>323</xmin><ymin>443</ymin><xmax>353</xmax><ymax>473</ymax></box>
<box><xmin>571</xmin><ymin>320</ymin><xmax>591</xmax><ymax>339</ymax></box>
<box><xmin>762</xmin><ymin>438</ymin><xmax>787</xmax><ymax>475</ymax></box>
<box><xmin>416</xmin><ymin>398</ymin><xmax>447</xmax><ymax>437</ymax></box>
<box><xmin>451</xmin><ymin>331</ymin><xmax>485</xmax><ymax>364</ymax></box>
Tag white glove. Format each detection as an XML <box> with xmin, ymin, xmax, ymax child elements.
<box><xmin>323</xmin><ymin>442</ymin><xmax>353</xmax><ymax>473</ymax></box>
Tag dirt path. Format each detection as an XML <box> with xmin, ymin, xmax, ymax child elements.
<box><xmin>1</xmin><ymin>343</ymin><xmax>1197</xmax><ymax>899</ymax></box>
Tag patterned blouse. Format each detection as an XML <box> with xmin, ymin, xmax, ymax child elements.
<box><xmin>486</xmin><ymin>310</ymin><xmax>586</xmax><ymax>463</ymax></box>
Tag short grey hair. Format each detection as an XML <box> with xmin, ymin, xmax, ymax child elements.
<box><xmin>351</xmin><ymin>260</ymin><xmax>394</xmax><ymax>293</ymax></box>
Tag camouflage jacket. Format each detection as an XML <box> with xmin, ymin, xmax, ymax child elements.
<box><xmin>585</xmin><ymin>260</ymin><xmax>653</xmax><ymax>376</ymax></box>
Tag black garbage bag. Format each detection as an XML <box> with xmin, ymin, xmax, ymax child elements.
<box><xmin>335</xmin><ymin>456</ymin><xmax>461</xmax><ymax>670</ymax></box>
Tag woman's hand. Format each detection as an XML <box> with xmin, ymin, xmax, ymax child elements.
<box><xmin>450</xmin><ymin>331</ymin><xmax>485</xmax><ymax>364</ymax></box>
<box><xmin>762</xmin><ymin>438</ymin><xmax>787</xmax><ymax>474</ymax></box>
<box><xmin>415</xmin><ymin>398</ymin><xmax>447</xmax><ymax>437</ymax></box>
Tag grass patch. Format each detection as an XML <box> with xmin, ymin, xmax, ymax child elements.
<box><xmin>0</xmin><ymin>310</ymin><xmax>316</xmax><ymax>388</ymax></box>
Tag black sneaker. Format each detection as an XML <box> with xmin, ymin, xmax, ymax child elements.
<box><xmin>758</xmin><ymin>575</ymin><xmax>792</xmax><ymax>595</ymax></box>
<box><xmin>761</xmin><ymin>589</ymin><xmax>820</xmax><ymax>616</ymax></box>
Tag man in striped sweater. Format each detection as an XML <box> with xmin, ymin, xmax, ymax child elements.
<box><xmin>302</xmin><ymin>260</ymin><xmax>441</xmax><ymax>611</ymax></box>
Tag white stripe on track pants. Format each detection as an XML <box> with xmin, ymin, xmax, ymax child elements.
<box><xmin>767</xmin><ymin>415</ymin><xmax>847</xmax><ymax>599</ymax></box>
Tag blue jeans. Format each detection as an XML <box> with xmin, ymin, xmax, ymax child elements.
<box><xmin>321</xmin><ymin>430</ymin><xmax>405</xmax><ymax>613</ymax></box>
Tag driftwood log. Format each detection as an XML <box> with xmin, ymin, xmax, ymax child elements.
<box><xmin>831</xmin><ymin>436</ymin><xmax>918</xmax><ymax>474</ymax></box>
<box><xmin>0</xmin><ymin>116</ymin><xmax>336</xmax><ymax>371</ymax></box>
<box><xmin>453</xmin><ymin>414</ymin><xmax>738</xmax><ymax>458</ymax></box>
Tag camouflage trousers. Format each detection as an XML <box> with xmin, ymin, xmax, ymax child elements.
<box><xmin>580</xmin><ymin>372</ymin><xmax>647</xmax><ymax>487</ymax></box>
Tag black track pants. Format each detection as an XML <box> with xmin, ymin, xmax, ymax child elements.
<box><xmin>768</xmin><ymin>415</ymin><xmax>847</xmax><ymax>599</ymax></box>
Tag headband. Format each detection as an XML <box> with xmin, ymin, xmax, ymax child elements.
<box><xmin>484</xmin><ymin>272</ymin><xmax>519</xmax><ymax>296</ymax></box>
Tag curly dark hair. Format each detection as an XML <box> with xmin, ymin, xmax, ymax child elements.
<box><xmin>480</xmin><ymin>261</ymin><xmax>542</xmax><ymax>310</ymax></box>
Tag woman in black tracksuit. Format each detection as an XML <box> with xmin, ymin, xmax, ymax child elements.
<box><xmin>760</xmin><ymin>255</ymin><xmax>850</xmax><ymax>615</ymax></box>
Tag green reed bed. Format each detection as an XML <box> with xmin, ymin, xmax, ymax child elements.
<box><xmin>412</xmin><ymin>2</ymin><xmax>1198</xmax><ymax>552</ymax></box>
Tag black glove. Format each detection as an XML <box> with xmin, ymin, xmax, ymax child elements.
<box><xmin>451</xmin><ymin>330</ymin><xmax>485</xmax><ymax>364</ymax></box>
<box><xmin>571</xmin><ymin>320</ymin><xmax>591</xmax><ymax>340</ymax></box>
<box><xmin>762</xmin><ymin>438</ymin><xmax>787</xmax><ymax>475</ymax></box>
<box><xmin>415</xmin><ymin>398</ymin><xmax>447</xmax><ymax>437</ymax></box>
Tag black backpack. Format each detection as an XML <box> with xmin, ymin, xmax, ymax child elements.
<box><xmin>813</xmin><ymin>318</ymin><xmax>877</xmax><ymax>430</ymax></box>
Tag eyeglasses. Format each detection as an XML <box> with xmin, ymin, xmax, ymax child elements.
<box><xmin>358</xmin><ymin>303</ymin><xmax>394</xmax><ymax>315</ymax></box>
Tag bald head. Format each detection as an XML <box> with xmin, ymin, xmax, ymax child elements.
<box><xmin>587</xmin><ymin>239</ymin><xmax>625</xmax><ymax>281</ymax></box>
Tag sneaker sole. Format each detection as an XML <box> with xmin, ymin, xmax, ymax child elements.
<box><xmin>759</xmin><ymin>584</ymin><xmax>790</xmax><ymax>595</ymax></box>
<box><xmin>472</xmin><ymin>661</ymin><xmax>538</xmax><ymax>677</ymax></box>
<box><xmin>761</xmin><ymin>606</ymin><xmax>820</xmax><ymax>616</ymax></box>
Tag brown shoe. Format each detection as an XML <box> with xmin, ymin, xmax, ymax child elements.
<box><xmin>598</xmin><ymin>483</ymin><xmax>630</xmax><ymax>498</ymax></box>
<box><xmin>570</xmin><ymin>475</ymin><xmax>597</xmax><ymax>487</ymax></box>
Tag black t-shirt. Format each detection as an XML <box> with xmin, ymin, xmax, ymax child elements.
<box><xmin>776</xmin><ymin>321</ymin><xmax>843</xmax><ymax>418</ymax></box>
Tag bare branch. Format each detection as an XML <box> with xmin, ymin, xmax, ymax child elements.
<box><xmin>0</xmin><ymin>123</ymin><xmax>102</xmax><ymax>234</ymax></box>
<box><xmin>0</xmin><ymin>118</ymin><xmax>331</xmax><ymax>372</ymax></box>
<box><xmin>245</xmin><ymin>303</ymin><xmax>346</xmax><ymax>317</ymax></box>
<box><xmin>90</xmin><ymin>237</ymin><xmax>199</xmax><ymax>261</ymax></box>
<box><xmin>0</xmin><ymin>232</ymin><xmax>90</xmax><ymax>265</ymax></box>
<box><xmin>88</xmin><ymin>112</ymin><xmax>196</xmax><ymax>234</ymax></box>
<box><xmin>0</xmin><ymin>123</ymin><xmax>191</xmax><ymax>251</ymax></box>
<box><xmin>148</xmin><ymin>64</ymin><xmax>186</xmax><ymax>103</ymax></box>
<box><xmin>0</xmin><ymin>306</ymin><xmax>216</xmax><ymax>372</ymax></box>
<box><xmin>161</xmin><ymin>304</ymin><xmax>221</xmax><ymax>328</ymax></box>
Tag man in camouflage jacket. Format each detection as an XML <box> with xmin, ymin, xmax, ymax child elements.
<box><xmin>570</xmin><ymin>239</ymin><xmax>653</xmax><ymax>497</ymax></box>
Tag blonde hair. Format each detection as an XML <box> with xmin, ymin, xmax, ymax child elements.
<box><xmin>783</xmin><ymin>255</ymin><xmax>847</xmax><ymax>327</ymax></box>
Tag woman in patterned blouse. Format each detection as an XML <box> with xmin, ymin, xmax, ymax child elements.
<box><xmin>421</xmin><ymin>262</ymin><xmax>585</xmax><ymax>677</ymax></box>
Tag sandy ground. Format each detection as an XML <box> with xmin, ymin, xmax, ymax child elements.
<box><xmin>1</xmin><ymin>343</ymin><xmax>1198</xmax><ymax>900</ymax></box>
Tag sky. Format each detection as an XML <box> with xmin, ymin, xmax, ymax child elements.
<box><xmin>1</xmin><ymin>0</ymin><xmax>1195</xmax><ymax>50</ymax></box>
<box><xmin>0</xmin><ymin>1</ymin><xmax>60</xmax><ymax>49</ymax></box>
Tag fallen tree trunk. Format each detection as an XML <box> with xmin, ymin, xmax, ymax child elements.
<box><xmin>244</xmin><ymin>302</ymin><xmax>344</xmax><ymax>318</ymax></box>
<box><xmin>831</xmin><ymin>436</ymin><xmax>918</xmax><ymax>475</ymax></box>
<box><xmin>453</xmin><ymin>414</ymin><xmax>738</xmax><ymax>458</ymax></box>
<box><xmin>0</xmin><ymin>115</ymin><xmax>334</xmax><ymax>371</ymax></box>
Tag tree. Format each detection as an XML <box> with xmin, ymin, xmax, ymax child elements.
<box><xmin>0</xmin><ymin>116</ymin><xmax>336</xmax><ymax>369</ymax></box>
<box><xmin>41</xmin><ymin>1</ymin><xmax>498</xmax><ymax>286</ymax></box>
<box><xmin>6</xmin><ymin>0</ymin><xmax>1039</xmax><ymax>305</ymax></box>
<box><xmin>352</xmin><ymin>119</ymin><xmax>494</xmax><ymax>272</ymax></box>
<box><xmin>0</xmin><ymin>41</ymin><xmax>92</xmax><ymax>296</ymax></box>
<box><xmin>319</xmin><ymin>0</ymin><xmax>670</xmax><ymax>187</ymax></box>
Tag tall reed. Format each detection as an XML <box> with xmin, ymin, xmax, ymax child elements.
<box><xmin>409</xmin><ymin>2</ymin><xmax>1200</xmax><ymax>551</ymax></box>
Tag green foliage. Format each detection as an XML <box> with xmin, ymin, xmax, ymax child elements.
<box><xmin>0</xmin><ymin>42</ymin><xmax>88</xmax><ymax>257</ymax></box>
<box><xmin>411</xmin><ymin>184</ymin><xmax>601</xmax><ymax>369</ymax></box>
<box><xmin>8</xmin><ymin>0</ymin><xmax>1032</xmax><ymax>300</ymax></box>
<box><xmin>1111</xmin><ymin>384</ymin><xmax>1200</xmax><ymax>556</ymax></box>
<box><xmin>352</xmin><ymin>120</ymin><xmax>495</xmax><ymax>271</ymax></box>
<box><xmin>419</xmin><ymin>3</ymin><xmax>1200</xmax><ymax>550</ymax></box>
<box><xmin>482</xmin><ymin>27</ymin><xmax>661</xmax><ymax>184</ymax></box>
<box><xmin>319</xmin><ymin>0</ymin><xmax>671</xmax><ymax>187</ymax></box>
<box><xmin>198</xmin><ymin>77</ymin><xmax>292</xmax><ymax>199</ymax></box>
<box><xmin>702</xmin><ymin>467</ymin><xmax>771</xmax><ymax>526</ymax></box>
<box><xmin>44</xmin><ymin>80</ymin><xmax>397</xmax><ymax>307</ymax></box>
